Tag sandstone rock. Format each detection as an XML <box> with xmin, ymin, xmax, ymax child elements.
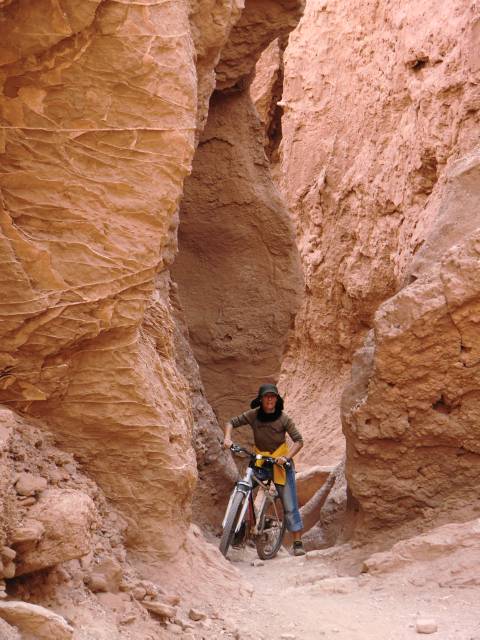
<box><xmin>188</xmin><ymin>607</ymin><xmax>208</xmax><ymax>622</ymax></box>
<box><xmin>170</xmin><ymin>288</ymin><xmax>238</xmax><ymax>527</ymax></box>
<box><xmin>295</xmin><ymin>466</ymin><xmax>334</xmax><ymax>506</ymax></box>
<box><xmin>17</xmin><ymin>497</ymin><xmax>36</xmax><ymax>507</ymax></box>
<box><xmin>90</xmin><ymin>557</ymin><xmax>123</xmax><ymax>593</ymax></box>
<box><xmin>14</xmin><ymin>473</ymin><xmax>47</xmax><ymax>497</ymax></box>
<box><xmin>0</xmin><ymin>414</ymin><xmax>15</xmax><ymax>555</ymax></box>
<box><xmin>15</xmin><ymin>489</ymin><xmax>97</xmax><ymax>576</ymax></box>
<box><xmin>275</xmin><ymin>0</ymin><xmax>480</xmax><ymax>469</ymax></box>
<box><xmin>3</xmin><ymin>562</ymin><xmax>16</xmax><ymax>579</ymax></box>
<box><xmin>175</xmin><ymin>617</ymin><xmax>195</xmax><ymax>630</ymax></box>
<box><xmin>87</xmin><ymin>574</ymin><xmax>108</xmax><ymax>594</ymax></box>
<box><xmin>0</xmin><ymin>601</ymin><xmax>73</xmax><ymax>640</ymax></box>
<box><xmin>1</xmin><ymin>547</ymin><xmax>16</xmax><ymax>562</ymax></box>
<box><xmin>343</xmin><ymin>229</ymin><xmax>480</xmax><ymax>536</ymax></box>
<box><xmin>0</xmin><ymin>0</ymin><xmax>244</xmax><ymax>563</ymax></box>
<box><xmin>173</xmin><ymin>88</ymin><xmax>302</xmax><ymax>430</ymax></box>
<box><xmin>132</xmin><ymin>586</ymin><xmax>147</xmax><ymax>601</ymax></box>
<box><xmin>10</xmin><ymin>520</ymin><xmax>45</xmax><ymax>545</ymax></box>
<box><xmin>142</xmin><ymin>600</ymin><xmax>176</xmax><ymax>619</ymax></box>
<box><xmin>363</xmin><ymin>519</ymin><xmax>480</xmax><ymax>588</ymax></box>
<box><xmin>416</xmin><ymin>619</ymin><xmax>438</xmax><ymax>634</ymax></box>
<box><xmin>216</xmin><ymin>0</ymin><xmax>305</xmax><ymax>92</ymax></box>
<box><xmin>0</xmin><ymin>619</ymin><xmax>21</xmax><ymax>640</ymax></box>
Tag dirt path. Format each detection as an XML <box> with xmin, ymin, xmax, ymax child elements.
<box><xmin>216</xmin><ymin>546</ymin><xmax>480</xmax><ymax>640</ymax></box>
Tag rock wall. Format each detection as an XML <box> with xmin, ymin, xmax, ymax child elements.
<box><xmin>0</xmin><ymin>407</ymin><xmax>243</xmax><ymax>638</ymax></box>
<box><xmin>173</xmin><ymin>88</ymin><xmax>302</xmax><ymax>428</ymax></box>
<box><xmin>342</xmin><ymin>181</ymin><xmax>480</xmax><ymax>539</ymax></box>
<box><xmin>173</xmin><ymin>0</ymin><xmax>304</xmax><ymax>428</ymax></box>
<box><xmin>0</xmin><ymin>0</ymin><xmax>222</xmax><ymax>557</ymax></box>
<box><xmin>268</xmin><ymin>0</ymin><xmax>480</xmax><ymax>467</ymax></box>
<box><xmin>0</xmin><ymin>0</ymin><xmax>305</xmax><ymax>576</ymax></box>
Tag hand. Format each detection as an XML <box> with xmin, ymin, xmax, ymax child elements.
<box><xmin>275</xmin><ymin>456</ymin><xmax>288</xmax><ymax>467</ymax></box>
<box><xmin>223</xmin><ymin>437</ymin><xmax>233</xmax><ymax>449</ymax></box>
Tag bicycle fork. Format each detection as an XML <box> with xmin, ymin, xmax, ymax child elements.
<box><xmin>222</xmin><ymin>467</ymin><xmax>255</xmax><ymax>534</ymax></box>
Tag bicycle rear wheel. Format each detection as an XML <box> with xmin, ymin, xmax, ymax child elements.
<box><xmin>255</xmin><ymin>493</ymin><xmax>286</xmax><ymax>560</ymax></box>
<box><xmin>219</xmin><ymin>491</ymin><xmax>246</xmax><ymax>558</ymax></box>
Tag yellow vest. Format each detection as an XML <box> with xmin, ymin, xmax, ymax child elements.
<box><xmin>253</xmin><ymin>442</ymin><xmax>289</xmax><ymax>485</ymax></box>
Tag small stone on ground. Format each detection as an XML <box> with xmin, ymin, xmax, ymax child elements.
<box><xmin>416</xmin><ymin>618</ymin><xmax>438</xmax><ymax>634</ymax></box>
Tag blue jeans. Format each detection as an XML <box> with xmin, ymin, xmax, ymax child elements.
<box><xmin>253</xmin><ymin>464</ymin><xmax>303</xmax><ymax>533</ymax></box>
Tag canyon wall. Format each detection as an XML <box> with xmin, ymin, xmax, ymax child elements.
<box><xmin>267</xmin><ymin>0</ymin><xmax>480</xmax><ymax>472</ymax></box>
<box><xmin>0</xmin><ymin>0</ymin><xmax>220</xmax><ymax>558</ymax></box>
<box><xmin>0</xmin><ymin>0</ymin><xmax>304</xmax><ymax>581</ymax></box>
<box><xmin>173</xmin><ymin>0</ymin><xmax>304</xmax><ymax>428</ymax></box>
<box><xmin>342</xmin><ymin>157</ymin><xmax>480</xmax><ymax>539</ymax></box>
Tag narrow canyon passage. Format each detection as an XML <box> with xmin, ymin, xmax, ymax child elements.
<box><xmin>0</xmin><ymin>0</ymin><xmax>479</xmax><ymax>638</ymax></box>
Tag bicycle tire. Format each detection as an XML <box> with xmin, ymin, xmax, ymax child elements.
<box><xmin>219</xmin><ymin>491</ymin><xmax>246</xmax><ymax>558</ymax></box>
<box><xmin>255</xmin><ymin>494</ymin><xmax>286</xmax><ymax>560</ymax></box>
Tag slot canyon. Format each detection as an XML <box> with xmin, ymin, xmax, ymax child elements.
<box><xmin>0</xmin><ymin>0</ymin><xmax>479</xmax><ymax>638</ymax></box>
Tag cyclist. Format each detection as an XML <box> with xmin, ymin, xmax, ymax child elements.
<box><xmin>223</xmin><ymin>383</ymin><xmax>306</xmax><ymax>556</ymax></box>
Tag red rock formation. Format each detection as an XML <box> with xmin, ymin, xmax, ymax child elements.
<box><xmin>173</xmin><ymin>0</ymin><xmax>304</xmax><ymax>427</ymax></box>
<box><xmin>271</xmin><ymin>0</ymin><xmax>480</xmax><ymax>469</ymax></box>
<box><xmin>0</xmin><ymin>0</ymin><xmax>305</xmax><ymax>609</ymax></box>
<box><xmin>173</xmin><ymin>88</ymin><xmax>302</xmax><ymax>427</ymax></box>
<box><xmin>342</xmin><ymin>223</ymin><xmax>480</xmax><ymax>538</ymax></box>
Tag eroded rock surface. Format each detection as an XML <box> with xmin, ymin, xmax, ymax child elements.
<box><xmin>0</xmin><ymin>0</ymin><xmax>305</xmax><ymax>561</ymax></box>
<box><xmin>274</xmin><ymin>0</ymin><xmax>480</xmax><ymax>465</ymax></box>
<box><xmin>364</xmin><ymin>518</ymin><xmax>480</xmax><ymax>588</ymax></box>
<box><xmin>173</xmin><ymin>88</ymin><xmax>302</xmax><ymax>427</ymax></box>
<box><xmin>342</xmin><ymin>226</ymin><xmax>480</xmax><ymax>537</ymax></box>
<box><xmin>0</xmin><ymin>601</ymin><xmax>73</xmax><ymax>640</ymax></box>
<box><xmin>15</xmin><ymin>489</ymin><xmax>97</xmax><ymax>575</ymax></box>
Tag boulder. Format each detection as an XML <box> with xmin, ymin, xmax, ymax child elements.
<box><xmin>363</xmin><ymin>519</ymin><xmax>480</xmax><ymax>588</ymax></box>
<box><xmin>15</xmin><ymin>489</ymin><xmax>97</xmax><ymax>576</ymax></box>
<box><xmin>15</xmin><ymin>473</ymin><xmax>47</xmax><ymax>497</ymax></box>
<box><xmin>0</xmin><ymin>601</ymin><xmax>73</xmax><ymax>640</ymax></box>
<box><xmin>142</xmin><ymin>600</ymin><xmax>176</xmax><ymax>619</ymax></box>
<box><xmin>295</xmin><ymin>466</ymin><xmax>334</xmax><ymax>506</ymax></box>
<box><xmin>88</xmin><ymin>557</ymin><xmax>123</xmax><ymax>593</ymax></box>
<box><xmin>416</xmin><ymin>619</ymin><xmax>438</xmax><ymax>634</ymax></box>
<box><xmin>11</xmin><ymin>520</ymin><xmax>45</xmax><ymax>545</ymax></box>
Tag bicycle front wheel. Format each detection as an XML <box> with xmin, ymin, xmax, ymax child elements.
<box><xmin>219</xmin><ymin>491</ymin><xmax>246</xmax><ymax>558</ymax></box>
<box><xmin>255</xmin><ymin>494</ymin><xmax>286</xmax><ymax>560</ymax></box>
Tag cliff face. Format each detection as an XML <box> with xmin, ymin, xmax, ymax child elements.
<box><xmin>342</xmin><ymin>157</ymin><xmax>480</xmax><ymax>539</ymax></box>
<box><xmin>173</xmin><ymin>0</ymin><xmax>304</xmax><ymax>428</ymax></box>
<box><xmin>271</xmin><ymin>0</ymin><xmax>480</xmax><ymax>469</ymax></box>
<box><xmin>0</xmin><ymin>0</ymin><xmax>304</xmax><ymax>586</ymax></box>
<box><xmin>0</xmin><ymin>0</ymin><xmax>213</xmax><ymax>558</ymax></box>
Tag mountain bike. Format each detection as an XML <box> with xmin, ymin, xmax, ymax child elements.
<box><xmin>219</xmin><ymin>444</ymin><xmax>288</xmax><ymax>560</ymax></box>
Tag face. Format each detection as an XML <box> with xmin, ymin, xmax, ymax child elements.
<box><xmin>261</xmin><ymin>393</ymin><xmax>277</xmax><ymax>413</ymax></box>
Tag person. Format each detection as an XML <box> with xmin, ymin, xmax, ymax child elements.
<box><xmin>223</xmin><ymin>383</ymin><xmax>306</xmax><ymax>556</ymax></box>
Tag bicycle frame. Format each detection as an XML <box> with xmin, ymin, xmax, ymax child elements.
<box><xmin>219</xmin><ymin>444</ymin><xmax>289</xmax><ymax>559</ymax></box>
<box><xmin>222</xmin><ymin>464</ymin><xmax>278</xmax><ymax>536</ymax></box>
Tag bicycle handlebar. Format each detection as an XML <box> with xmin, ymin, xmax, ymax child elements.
<box><xmin>229</xmin><ymin>443</ymin><xmax>292</xmax><ymax>469</ymax></box>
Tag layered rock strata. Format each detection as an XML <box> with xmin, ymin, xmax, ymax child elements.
<box><xmin>272</xmin><ymin>0</ymin><xmax>480</xmax><ymax>466</ymax></box>
<box><xmin>173</xmin><ymin>0</ymin><xmax>304</xmax><ymax>428</ymax></box>
<box><xmin>0</xmin><ymin>0</ymin><xmax>305</xmax><ymax>573</ymax></box>
<box><xmin>342</xmin><ymin>223</ymin><xmax>480</xmax><ymax>538</ymax></box>
<box><xmin>173</xmin><ymin>88</ymin><xmax>302</xmax><ymax>427</ymax></box>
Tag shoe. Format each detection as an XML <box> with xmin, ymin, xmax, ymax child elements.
<box><xmin>293</xmin><ymin>540</ymin><xmax>306</xmax><ymax>556</ymax></box>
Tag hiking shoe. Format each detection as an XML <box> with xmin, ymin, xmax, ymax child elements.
<box><xmin>293</xmin><ymin>540</ymin><xmax>306</xmax><ymax>556</ymax></box>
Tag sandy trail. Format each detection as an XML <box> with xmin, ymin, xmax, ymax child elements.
<box><xmin>218</xmin><ymin>545</ymin><xmax>480</xmax><ymax>640</ymax></box>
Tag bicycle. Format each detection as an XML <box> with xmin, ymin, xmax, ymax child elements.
<box><xmin>219</xmin><ymin>444</ymin><xmax>289</xmax><ymax>560</ymax></box>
